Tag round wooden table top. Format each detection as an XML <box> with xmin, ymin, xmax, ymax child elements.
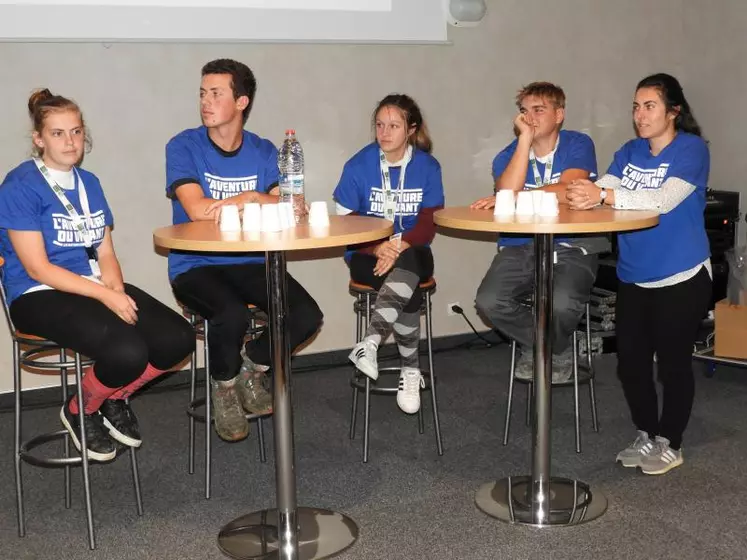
<box><xmin>153</xmin><ymin>215</ymin><xmax>393</xmax><ymax>252</ymax></box>
<box><xmin>434</xmin><ymin>206</ymin><xmax>659</xmax><ymax>234</ymax></box>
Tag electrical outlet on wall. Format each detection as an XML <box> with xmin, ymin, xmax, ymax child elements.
<box><xmin>447</xmin><ymin>302</ymin><xmax>461</xmax><ymax>316</ymax></box>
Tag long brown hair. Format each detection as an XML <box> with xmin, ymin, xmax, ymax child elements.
<box><xmin>372</xmin><ymin>94</ymin><xmax>433</xmax><ymax>153</ymax></box>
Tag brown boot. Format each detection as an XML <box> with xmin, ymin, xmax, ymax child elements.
<box><xmin>210</xmin><ymin>377</ymin><xmax>249</xmax><ymax>441</ymax></box>
<box><xmin>236</xmin><ymin>363</ymin><xmax>273</xmax><ymax>415</ymax></box>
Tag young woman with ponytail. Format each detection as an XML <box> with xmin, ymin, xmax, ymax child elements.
<box><xmin>0</xmin><ymin>89</ymin><xmax>194</xmax><ymax>461</ymax></box>
<box><xmin>333</xmin><ymin>94</ymin><xmax>444</xmax><ymax>415</ymax></box>
<box><xmin>567</xmin><ymin>73</ymin><xmax>711</xmax><ymax>475</ymax></box>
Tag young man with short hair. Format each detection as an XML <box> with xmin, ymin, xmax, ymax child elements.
<box><xmin>165</xmin><ymin>59</ymin><xmax>323</xmax><ymax>441</ymax></box>
<box><xmin>473</xmin><ymin>82</ymin><xmax>608</xmax><ymax>381</ymax></box>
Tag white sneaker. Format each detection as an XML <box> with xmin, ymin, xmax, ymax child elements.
<box><xmin>397</xmin><ymin>368</ymin><xmax>424</xmax><ymax>414</ymax></box>
<box><xmin>349</xmin><ymin>340</ymin><xmax>379</xmax><ymax>380</ymax></box>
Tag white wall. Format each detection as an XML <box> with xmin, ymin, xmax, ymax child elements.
<box><xmin>1</xmin><ymin>0</ymin><xmax>745</xmax><ymax>393</ymax></box>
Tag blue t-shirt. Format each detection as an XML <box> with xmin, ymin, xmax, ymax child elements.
<box><xmin>492</xmin><ymin>129</ymin><xmax>598</xmax><ymax>246</ymax></box>
<box><xmin>165</xmin><ymin>126</ymin><xmax>280</xmax><ymax>280</ymax></box>
<box><xmin>333</xmin><ymin>143</ymin><xmax>445</xmax><ymax>258</ymax></box>
<box><xmin>608</xmin><ymin>132</ymin><xmax>710</xmax><ymax>283</ymax></box>
<box><xmin>0</xmin><ymin>160</ymin><xmax>113</xmax><ymax>305</ymax></box>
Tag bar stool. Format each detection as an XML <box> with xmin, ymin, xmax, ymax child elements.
<box><xmin>502</xmin><ymin>302</ymin><xmax>599</xmax><ymax>453</ymax></box>
<box><xmin>183</xmin><ymin>304</ymin><xmax>271</xmax><ymax>499</ymax></box>
<box><xmin>0</xmin><ymin>263</ymin><xmax>143</xmax><ymax>550</ymax></box>
<box><xmin>348</xmin><ymin>278</ymin><xmax>444</xmax><ymax>463</ymax></box>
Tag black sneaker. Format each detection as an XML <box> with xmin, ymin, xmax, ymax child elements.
<box><xmin>60</xmin><ymin>397</ymin><xmax>117</xmax><ymax>462</ymax></box>
<box><xmin>100</xmin><ymin>399</ymin><xmax>142</xmax><ymax>448</ymax></box>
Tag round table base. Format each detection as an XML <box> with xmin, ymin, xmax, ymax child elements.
<box><xmin>475</xmin><ymin>476</ymin><xmax>607</xmax><ymax>526</ymax></box>
<box><xmin>217</xmin><ymin>507</ymin><xmax>358</xmax><ymax>559</ymax></box>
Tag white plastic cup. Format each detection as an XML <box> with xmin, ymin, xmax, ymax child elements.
<box><xmin>278</xmin><ymin>202</ymin><xmax>294</xmax><ymax>230</ymax></box>
<box><xmin>260</xmin><ymin>204</ymin><xmax>282</xmax><ymax>233</ymax></box>
<box><xmin>538</xmin><ymin>192</ymin><xmax>560</xmax><ymax>217</ymax></box>
<box><xmin>515</xmin><ymin>191</ymin><xmax>534</xmax><ymax>216</ymax></box>
<box><xmin>493</xmin><ymin>190</ymin><xmax>515</xmax><ymax>216</ymax></box>
<box><xmin>531</xmin><ymin>190</ymin><xmax>545</xmax><ymax>211</ymax></box>
<box><xmin>219</xmin><ymin>204</ymin><xmax>241</xmax><ymax>232</ymax></box>
<box><xmin>308</xmin><ymin>201</ymin><xmax>330</xmax><ymax>227</ymax></box>
<box><xmin>242</xmin><ymin>203</ymin><xmax>261</xmax><ymax>232</ymax></box>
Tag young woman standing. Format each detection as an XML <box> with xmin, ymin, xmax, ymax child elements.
<box><xmin>567</xmin><ymin>74</ymin><xmax>711</xmax><ymax>474</ymax></box>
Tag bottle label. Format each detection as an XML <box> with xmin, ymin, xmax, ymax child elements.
<box><xmin>279</xmin><ymin>175</ymin><xmax>293</xmax><ymax>197</ymax></box>
<box><xmin>287</xmin><ymin>173</ymin><xmax>304</xmax><ymax>195</ymax></box>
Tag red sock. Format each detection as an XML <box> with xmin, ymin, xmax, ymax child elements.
<box><xmin>68</xmin><ymin>368</ymin><xmax>119</xmax><ymax>415</ymax></box>
<box><xmin>108</xmin><ymin>364</ymin><xmax>167</xmax><ymax>401</ymax></box>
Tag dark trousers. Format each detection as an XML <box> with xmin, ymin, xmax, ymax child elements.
<box><xmin>475</xmin><ymin>243</ymin><xmax>598</xmax><ymax>353</ymax></box>
<box><xmin>10</xmin><ymin>284</ymin><xmax>195</xmax><ymax>389</ymax></box>
<box><xmin>348</xmin><ymin>246</ymin><xmax>434</xmax><ymax>312</ymax></box>
<box><xmin>615</xmin><ymin>266</ymin><xmax>711</xmax><ymax>449</ymax></box>
<box><xmin>171</xmin><ymin>263</ymin><xmax>323</xmax><ymax>381</ymax></box>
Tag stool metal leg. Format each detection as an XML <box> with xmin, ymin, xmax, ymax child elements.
<box><xmin>13</xmin><ymin>339</ymin><xmax>25</xmax><ymax>538</ymax></box>
<box><xmin>204</xmin><ymin>320</ymin><xmax>212</xmax><ymax>500</ymax></box>
<box><xmin>363</xmin><ymin>378</ymin><xmax>371</xmax><ymax>463</ymax></box>
<box><xmin>503</xmin><ymin>341</ymin><xmax>518</xmax><ymax>446</ymax></box>
<box><xmin>589</xmin><ymin>378</ymin><xmax>599</xmax><ymax>432</ymax></box>
<box><xmin>60</xmin><ymin>348</ymin><xmax>72</xmax><ymax>510</ymax></box>
<box><xmin>585</xmin><ymin>305</ymin><xmax>599</xmax><ymax>432</ymax></box>
<box><xmin>349</xmin><ymin>294</ymin><xmax>363</xmax><ymax>440</ymax></box>
<box><xmin>417</xmin><ymin>394</ymin><xmax>425</xmax><ymax>435</ymax></box>
<box><xmin>525</xmin><ymin>382</ymin><xmax>532</xmax><ymax>427</ymax></box>
<box><xmin>126</xmin><ymin>397</ymin><xmax>144</xmax><ymax>516</ymax></box>
<box><xmin>258</xmin><ymin>417</ymin><xmax>267</xmax><ymax>463</ymax></box>
<box><xmin>572</xmin><ymin>332</ymin><xmax>581</xmax><ymax>454</ymax></box>
<box><xmin>417</xmin><ymin>305</ymin><xmax>425</xmax><ymax>436</ymax></box>
<box><xmin>425</xmin><ymin>291</ymin><xmax>443</xmax><ymax>455</ymax></box>
<box><xmin>74</xmin><ymin>352</ymin><xmax>96</xmax><ymax>550</ymax></box>
<box><xmin>188</xmin><ymin>312</ymin><xmax>197</xmax><ymax>475</ymax></box>
<box><xmin>129</xmin><ymin>447</ymin><xmax>144</xmax><ymax>516</ymax></box>
<box><xmin>349</xmin><ymin>385</ymin><xmax>359</xmax><ymax>440</ymax></box>
<box><xmin>362</xmin><ymin>293</ymin><xmax>372</xmax><ymax>463</ymax></box>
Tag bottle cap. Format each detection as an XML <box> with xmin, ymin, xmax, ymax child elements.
<box><xmin>285</xmin><ymin>129</ymin><xmax>295</xmax><ymax>135</ymax></box>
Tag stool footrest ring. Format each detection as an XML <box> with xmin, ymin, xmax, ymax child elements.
<box><xmin>187</xmin><ymin>396</ymin><xmax>272</xmax><ymax>423</ymax></box>
<box><xmin>20</xmin><ymin>429</ymin><xmax>93</xmax><ymax>468</ymax></box>
<box><xmin>350</xmin><ymin>366</ymin><xmax>433</xmax><ymax>394</ymax></box>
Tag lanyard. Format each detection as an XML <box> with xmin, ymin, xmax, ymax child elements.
<box><xmin>529</xmin><ymin>155</ymin><xmax>553</xmax><ymax>188</ymax></box>
<box><xmin>528</xmin><ymin>136</ymin><xmax>560</xmax><ymax>188</ymax></box>
<box><xmin>379</xmin><ymin>145</ymin><xmax>411</xmax><ymax>230</ymax></box>
<box><xmin>33</xmin><ymin>158</ymin><xmax>101</xmax><ymax>276</ymax></box>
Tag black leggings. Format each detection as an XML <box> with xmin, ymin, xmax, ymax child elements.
<box><xmin>615</xmin><ymin>266</ymin><xmax>711</xmax><ymax>449</ymax></box>
<box><xmin>348</xmin><ymin>246</ymin><xmax>434</xmax><ymax>312</ymax></box>
<box><xmin>171</xmin><ymin>263</ymin><xmax>323</xmax><ymax>381</ymax></box>
<box><xmin>10</xmin><ymin>284</ymin><xmax>195</xmax><ymax>389</ymax></box>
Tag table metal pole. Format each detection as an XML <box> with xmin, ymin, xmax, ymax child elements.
<box><xmin>267</xmin><ymin>251</ymin><xmax>298</xmax><ymax>558</ymax></box>
<box><xmin>475</xmin><ymin>234</ymin><xmax>607</xmax><ymax>526</ymax></box>
<box><xmin>531</xmin><ymin>233</ymin><xmax>554</xmax><ymax>525</ymax></box>
<box><xmin>217</xmin><ymin>251</ymin><xmax>358</xmax><ymax>560</ymax></box>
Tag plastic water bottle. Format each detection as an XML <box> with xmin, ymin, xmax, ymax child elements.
<box><xmin>278</xmin><ymin>129</ymin><xmax>306</xmax><ymax>223</ymax></box>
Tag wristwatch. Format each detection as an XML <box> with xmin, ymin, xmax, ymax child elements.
<box><xmin>599</xmin><ymin>186</ymin><xmax>608</xmax><ymax>205</ymax></box>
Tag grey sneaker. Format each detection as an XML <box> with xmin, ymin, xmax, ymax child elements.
<box><xmin>551</xmin><ymin>348</ymin><xmax>574</xmax><ymax>383</ymax></box>
<box><xmin>640</xmin><ymin>436</ymin><xmax>683</xmax><ymax>475</ymax></box>
<box><xmin>211</xmin><ymin>377</ymin><xmax>249</xmax><ymax>442</ymax></box>
<box><xmin>514</xmin><ymin>349</ymin><xmax>533</xmax><ymax>380</ymax></box>
<box><xmin>349</xmin><ymin>339</ymin><xmax>379</xmax><ymax>380</ymax></box>
<box><xmin>616</xmin><ymin>430</ymin><xmax>655</xmax><ymax>468</ymax></box>
<box><xmin>236</xmin><ymin>358</ymin><xmax>273</xmax><ymax>415</ymax></box>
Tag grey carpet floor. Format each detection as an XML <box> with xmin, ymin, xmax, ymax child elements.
<box><xmin>1</xmin><ymin>345</ymin><xmax>746</xmax><ymax>560</ymax></box>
